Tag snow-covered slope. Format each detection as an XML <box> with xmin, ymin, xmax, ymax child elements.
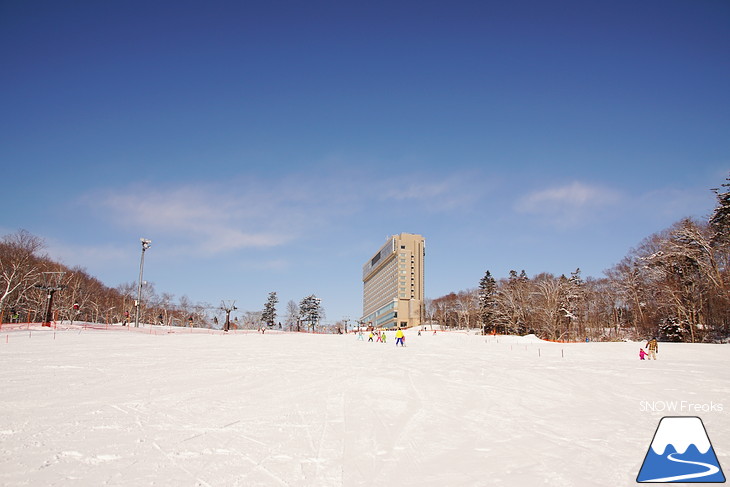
<box><xmin>0</xmin><ymin>326</ymin><xmax>727</xmax><ymax>486</ymax></box>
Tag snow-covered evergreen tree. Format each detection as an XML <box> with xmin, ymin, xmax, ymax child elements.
<box><xmin>561</xmin><ymin>268</ymin><xmax>585</xmax><ymax>340</ymax></box>
<box><xmin>299</xmin><ymin>295</ymin><xmax>322</xmax><ymax>332</ymax></box>
<box><xmin>477</xmin><ymin>270</ymin><xmax>497</xmax><ymax>334</ymax></box>
<box><xmin>262</xmin><ymin>291</ymin><xmax>278</xmax><ymax>327</ymax></box>
<box><xmin>710</xmin><ymin>176</ymin><xmax>730</xmax><ymax>248</ymax></box>
<box><xmin>658</xmin><ymin>317</ymin><xmax>687</xmax><ymax>342</ymax></box>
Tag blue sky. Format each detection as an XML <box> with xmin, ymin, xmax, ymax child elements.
<box><xmin>1</xmin><ymin>0</ymin><xmax>728</xmax><ymax>324</ymax></box>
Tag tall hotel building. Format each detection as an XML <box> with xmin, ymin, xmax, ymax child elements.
<box><xmin>362</xmin><ymin>233</ymin><xmax>425</xmax><ymax>329</ymax></box>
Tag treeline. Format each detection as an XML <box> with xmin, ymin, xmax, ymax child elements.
<box><xmin>428</xmin><ymin>180</ymin><xmax>730</xmax><ymax>343</ymax></box>
<box><xmin>0</xmin><ymin>230</ymin><xmax>327</xmax><ymax>330</ymax></box>
<box><xmin>0</xmin><ymin>229</ymin><xmax>212</xmax><ymax>327</ymax></box>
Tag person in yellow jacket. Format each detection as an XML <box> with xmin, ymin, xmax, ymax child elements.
<box><xmin>395</xmin><ymin>328</ymin><xmax>405</xmax><ymax>347</ymax></box>
<box><xmin>646</xmin><ymin>337</ymin><xmax>659</xmax><ymax>360</ymax></box>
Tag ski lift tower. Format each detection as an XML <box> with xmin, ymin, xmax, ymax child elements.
<box><xmin>35</xmin><ymin>272</ymin><xmax>66</xmax><ymax>327</ymax></box>
<box><xmin>134</xmin><ymin>238</ymin><xmax>152</xmax><ymax>328</ymax></box>
<box><xmin>220</xmin><ymin>300</ymin><xmax>237</xmax><ymax>332</ymax></box>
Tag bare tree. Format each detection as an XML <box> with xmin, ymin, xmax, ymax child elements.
<box><xmin>530</xmin><ymin>273</ymin><xmax>565</xmax><ymax>340</ymax></box>
<box><xmin>455</xmin><ymin>289</ymin><xmax>478</xmax><ymax>329</ymax></box>
<box><xmin>638</xmin><ymin>219</ymin><xmax>727</xmax><ymax>342</ymax></box>
<box><xmin>284</xmin><ymin>299</ymin><xmax>299</xmax><ymax>331</ymax></box>
<box><xmin>493</xmin><ymin>270</ymin><xmax>530</xmax><ymax>335</ymax></box>
<box><xmin>242</xmin><ymin>310</ymin><xmax>263</xmax><ymax>330</ymax></box>
<box><xmin>0</xmin><ymin>230</ymin><xmax>45</xmax><ymax>320</ymax></box>
<box><xmin>431</xmin><ymin>293</ymin><xmax>458</xmax><ymax>329</ymax></box>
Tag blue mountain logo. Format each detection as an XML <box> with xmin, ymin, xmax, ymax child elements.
<box><xmin>637</xmin><ymin>416</ymin><xmax>725</xmax><ymax>483</ymax></box>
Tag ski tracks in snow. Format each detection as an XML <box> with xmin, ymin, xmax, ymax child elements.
<box><xmin>342</xmin><ymin>366</ymin><xmax>427</xmax><ymax>486</ymax></box>
<box><xmin>305</xmin><ymin>388</ymin><xmax>346</xmax><ymax>485</ymax></box>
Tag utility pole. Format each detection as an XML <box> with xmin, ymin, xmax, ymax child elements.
<box><xmin>134</xmin><ymin>238</ymin><xmax>152</xmax><ymax>328</ymax></box>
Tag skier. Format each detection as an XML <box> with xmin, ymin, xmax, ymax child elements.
<box><xmin>646</xmin><ymin>337</ymin><xmax>659</xmax><ymax>360</ymax></box>
<box><xmin>381</xmin><ymin>331</ymin><xmax>387</xmax><ymax>343</ymax></box>
<box><xmin>395</xmin><ymin>328</ymin><xmax>405</xmax><ymax>347</ymax></box>
<box><xmin>639</xmin><ymin>348</ymin><xmax>647</xmax><ymax>360</ymax></box>
<box><xmin>376</xmin><ymin>331</ymin><xmax>383</xmax><ymax>343</ymax></box>
<box><xmin>357</xmin><ymin>330</ymin><xmax>364</xmax><ymax>341</ymax></box>
<box><xmin>368</xmin><ymin>331</ymin><xmax>374</xmax><ymax>342</ymax></box>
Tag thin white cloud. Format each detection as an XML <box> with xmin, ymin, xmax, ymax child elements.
<box><xmin>84</xmin><ymin>182</ymin><xmax>302</xmax><ymax>256</ymax></box>
<box><xmin>636</xmin><ymin>187</ymin><xmax>714</xmax><ymax>221</ymax></box>
<box><xmin>382</xmin><ymin>181</ymin><xmax>452</xmax><ymax>201</ymax></box>
<box><xmin>516</xmin><ymin>181</ymin><xmax>622</xmax><ymax>227</ymax></box>
<box><xmin>74</xmin><ymin>168</ymin><xmax>494</xmax><ymax>258</ymax></box>
<box><xmin>45</xmin><ymin>240</ymin><xmax>129</xmax><ymax>271</ymax></box>
<box><xmin>378</xmin><ymin>171</ymin><xmax>489</xmax><ymax>211</ymax></box>
<box><xmin>237</xmin><ymin>258</ymin><xmax>290</xmax><ymax>271</ymax></box>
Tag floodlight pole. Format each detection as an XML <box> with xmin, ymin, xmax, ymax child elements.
<box><xmin>134</xmin><ymin>238</ymin><xmax>152</xmax><ymax>328</ymax></box>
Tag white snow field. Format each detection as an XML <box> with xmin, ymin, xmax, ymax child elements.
<box><xmin>1</xmin><ymin>325</ymin><xmax>728</xmax><ymax>486</ymax></box>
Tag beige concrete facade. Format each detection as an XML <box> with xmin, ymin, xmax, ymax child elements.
<box><xmin>362</xmin><ymin>233</ymin><xmax>425</xmax><ymax>329</ymax></box>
